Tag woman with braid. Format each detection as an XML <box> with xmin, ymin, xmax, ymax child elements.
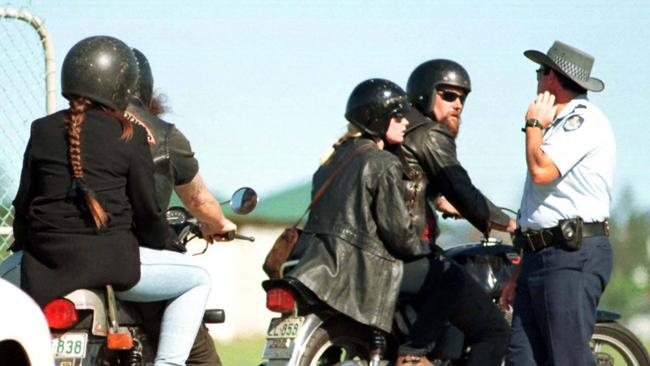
<box><xmin>13</xmin><ymin>36</ymin><xmax>211</xmax><ymax>365</ymax></box>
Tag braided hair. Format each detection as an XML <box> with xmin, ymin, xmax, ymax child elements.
<box><xmin>66</xmin><ymin>97</ymin><xmax>133</xmax><ymax>229</ymax></box>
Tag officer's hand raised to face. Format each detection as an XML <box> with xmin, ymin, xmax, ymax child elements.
<box><xmin>526</xmin><ymin>91</ymin><xmax>557</xmax><ymax>129</ymax></box>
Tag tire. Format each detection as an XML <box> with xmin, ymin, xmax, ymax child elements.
<box><xmin>591</xmin><ymin>322</ymin><xmax>650</xmax><ymax>366</ymax></box>
<box><xmin>0</xmin><ymin>340</ymin><xmax>30</xmax><ymax>366</ymax></box>
<box><xmin>298</xmin><ymin>319</ymin><xmax>375</xmax><ymax>366</ymax></box>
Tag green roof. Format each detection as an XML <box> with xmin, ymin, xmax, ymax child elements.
<box><xmin>232</xmin><ymin>183</ymin><xmax>311</xmax><ymax>225</ymax></box>
<box><xmin>168</xmin><ymin>182</ymin><xmax>312</xmax><ymax>225</ymax></box>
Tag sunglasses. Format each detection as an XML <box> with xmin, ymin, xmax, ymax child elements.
<box><xmin>536</xmin><ymin>66</ymin><xmax>551</xmax><ymax>80</ymax></box>
<box><xmin>438</xmin><ymin>90</ymin><xmax>466</xmax><ymax>104</ymax></box>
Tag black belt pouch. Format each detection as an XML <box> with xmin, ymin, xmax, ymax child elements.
<box><xmin>559</xmin><ymin>217</ymin><xmax>584</xmax><ymax>251</ymax></box>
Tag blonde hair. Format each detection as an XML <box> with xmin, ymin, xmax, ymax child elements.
<box><xmin>319</xmin><ymin>123</ymin><xmax>362</xmax><ymax>165</ymax></box>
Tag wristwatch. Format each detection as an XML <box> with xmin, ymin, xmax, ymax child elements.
<box><xmin>521</xmin><ymin>118</ymin><xmax>542</xmax><ymax>132</ymax></box>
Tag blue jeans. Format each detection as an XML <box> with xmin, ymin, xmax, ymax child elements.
<box><xmin>117</xmin><ymin>247</ymin><xmax>211</xmax><ymax>366</ymax></box>
<box><xmin>506</xmin><ymin>235</ymin><xmax>612</xmax><ymax>366</ymax></box>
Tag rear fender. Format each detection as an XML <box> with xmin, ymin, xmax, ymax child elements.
<box><xmin>64</xmin><ymin>288</ymin><xmax>145</xmax><ymax>336</ymax></box>
<box><xmin>64</xmin><ymin>289</ymin><xmax>108</xmax><ymax>336</ymax></box>
<box><xmin>596</xmin><ymin>309</ymin><xmax>621</xmax><ymax>322</ymax></box>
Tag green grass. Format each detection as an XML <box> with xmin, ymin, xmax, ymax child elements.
<box><xmin>215</xmin><ymin>336</ymin><xmax>266</xmax><ymax>366</ymax></box>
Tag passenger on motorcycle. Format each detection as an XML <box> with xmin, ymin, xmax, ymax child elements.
<box><xmin>125</xmin><ymin>47</ymin><xmax>236</xmax><ymax>366</ymax></box>
<box><xmin>287</xmin><ymin>79</ymin><xmax>457</xmax><ymax>366</ymax></box>
<box><xmin>11</xmin><ymin>35</ymin><xmax>211</xmax><ymax>366</ymax></box>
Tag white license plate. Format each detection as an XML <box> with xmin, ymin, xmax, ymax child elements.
<box><xmin>266</xmin><ymin>316</ymin><xmax>304</xmax><ymax>339</ymax></box>
<box><xmin>52</xmin><ymin>332</ymin><xmax>88</xmax><ymax>359</ymax></box>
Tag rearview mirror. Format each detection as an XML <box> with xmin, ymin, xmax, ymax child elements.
<box><xmin>227</xmin><ymin>187</ymin><xmax>258</xmax><ymax>215</ymax></box>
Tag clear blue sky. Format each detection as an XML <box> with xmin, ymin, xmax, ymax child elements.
<box><xmin>7</xmin><ymin>0</ymin><xmax>650</xmax><ymax>210</ymax></box>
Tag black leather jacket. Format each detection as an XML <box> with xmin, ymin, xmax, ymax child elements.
<box><xmin>288</xmin><ymin>138</ymin><xmax>430</xmax><ymax>332</ymax></box>
<box><xmin>400</xmin><ymin>109</ymin><xmax>509</xmax><ymax>239</ymax></box>
<box><xmin>125</xmin><ymin>103</ymin><xmax>199</xmax><ymax>209</ymax></box>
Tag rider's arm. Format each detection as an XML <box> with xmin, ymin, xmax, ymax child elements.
<box><xmin>166</xmin><ymin>126</ymin><xmax>236</xmax><ymax>242</ymax></box>
<box><xmin>174</xmin><ymin>173</ymin><xmax>236</xmax><ymax>243</ymax></box>
<box><xmin>417</xmin><ymin>126</ymin><xmax>510</xmax><ymax>235</ymax></box>
<box><xmin>434</xmin><ymin>196</ymin><xmax>461</xmax><ymax>218</ymax></box>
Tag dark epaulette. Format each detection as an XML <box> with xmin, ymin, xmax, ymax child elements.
<box><xmin>570</xmin><ymin>104</ymin><xmax>587</xmax><ymax>114</ymax></box>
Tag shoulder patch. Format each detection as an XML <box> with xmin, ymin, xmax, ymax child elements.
<box><xmin>563</xmin><ymin>115</ymin><xmax>584</xmax><ymax>132</ymax></box>
<box><xmin>124</xmin><ymin>111</ymin><xmax>157</xmax><ymax>145</ymax></box>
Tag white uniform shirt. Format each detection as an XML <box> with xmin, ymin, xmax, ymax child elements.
<box><xmin>518</xmin><ymin>95</ymin><xmax>616</xmax><ymax>231</ymax></box>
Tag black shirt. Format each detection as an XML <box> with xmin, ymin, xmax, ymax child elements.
<box><xmin>126</xmin><ymin>103</ymin><xmax>199</xmax><ymax>209</ymax></box>
<box><xmin>13</xmin><ymin>108</ymin><xmax>176</xmax><ymax>306</ymax></box>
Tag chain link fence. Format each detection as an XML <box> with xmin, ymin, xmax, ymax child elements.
<box><xmin>0</xmin><ymin>6</ymin><xmax>55</xmax><ymax>260</ymax></box>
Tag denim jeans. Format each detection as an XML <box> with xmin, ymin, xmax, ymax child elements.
<box><xmin>117</xmin><ymin>247</ymin><xmax>211</xmax><ymax>366</ymax></box>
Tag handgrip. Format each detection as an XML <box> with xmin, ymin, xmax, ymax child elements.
<box><xmin>233</xmin><ymin>233</ymin><xmax>255</xmax><ymax>242</ymax></box>
<box><xmin>215</xmin><ymin>230</ymin><xmax>255</xmax><ymax>242</ymax></box>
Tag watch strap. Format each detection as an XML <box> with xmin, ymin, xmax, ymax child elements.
<box><xmin>521</xmin><ymin>118</ymin><xmax>542</xmax><ymax>132</ymax></box>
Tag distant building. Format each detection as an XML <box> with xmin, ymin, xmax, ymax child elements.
<box><xmin>186</xmin><ymin>183</ymin><xmax>311</xmax><ymax>341</ymax></box>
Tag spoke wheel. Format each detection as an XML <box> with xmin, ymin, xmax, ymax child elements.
<box><xmin>298</xmin><ymin>319</ymin><xmax>373</xmax><ymax>366</ymax></box>
<box><xmin>591</xmin><ymin>322</ymin><xmax>650</xmax><ymax>366</ymax></box>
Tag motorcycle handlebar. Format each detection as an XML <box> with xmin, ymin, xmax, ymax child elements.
<box><xmin>232</xmin><ymin>232</ymin><xmax>255</xmax><ymax>242</ymax></box>
<box><xmin>189</xmin><ymin>225</ymin><xmax>255</xmax><ymax>242</ymax></box>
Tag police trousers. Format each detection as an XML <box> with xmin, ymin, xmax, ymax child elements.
<box><xmin>506</xmin><ymin>235</ymin><xmax>613</xmax><ymax>366</ymax></box>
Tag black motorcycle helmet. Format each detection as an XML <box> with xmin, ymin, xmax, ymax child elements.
<box><xmin>345</xmin><ymin>79</ymin><xmax>409</xmax><ymax>138</ymax></box>
<box><xmin>406</xmin><ymin>59</ymin><xmax>471</xmax><ymax>119</ymax></box>
<box><xmin>61</xmin><ymin>35</ymin><xmax>138</xmax><ymax>112</ymax></box>
<box><xmin>132</xmin><ymin>48</ymin><xmax>154</xmax><ymax>108</ymax></box>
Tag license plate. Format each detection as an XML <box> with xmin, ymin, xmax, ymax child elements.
<box><xmin>266</xmin><ymin>316</ymin><xmax>304</xmax><ymax>339</ymax></box>
<box><xmin>52</xmin><ymin>332</ymin><xmax>88</xmax><ymax>359</ymax></box>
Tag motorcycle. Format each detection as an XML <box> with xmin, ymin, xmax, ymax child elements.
<box><xmin>43</xmin><ymin>187</ymin><xmax>258</xmax><ymax>366</ymax></box>
<box><xmin>260</xmin><ymin>235</ymin><xmax>650</xmax><ymax>366</ymax></box>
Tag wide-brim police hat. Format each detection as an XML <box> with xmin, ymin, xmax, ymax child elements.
<box><xmin>524</xmin><ymin>40</ymin><xmax>604</xmax><ymax>92</ymax></box>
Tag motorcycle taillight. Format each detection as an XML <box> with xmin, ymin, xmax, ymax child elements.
<box><xmin>266</xmin><ymin>288</ymin><xmax>296</xmax><ymax>313</ymax></box>
<box><xmin>43</xmin><ymin>298</ymin><xmax>78</xmax><ymax>329</ymax></box>
<box><xmin>506</xmin><ymin>252</ymin><xmax>521</xmax><ymax>265</ymax></box>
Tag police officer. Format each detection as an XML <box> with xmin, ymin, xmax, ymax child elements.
<box><xmin>390</xmin><ymin>60</ymin><xmax>513</xmax><ymax>365</ymax></box>
<box><xmin>500</xmin><ymin>41</ymin><xmax>615</xmax><ymax>366</ymax></box>
<box><xmin>125</xmin><ymin>48</ymin><xmax>236</xmax><ymax>366</ymax></box>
